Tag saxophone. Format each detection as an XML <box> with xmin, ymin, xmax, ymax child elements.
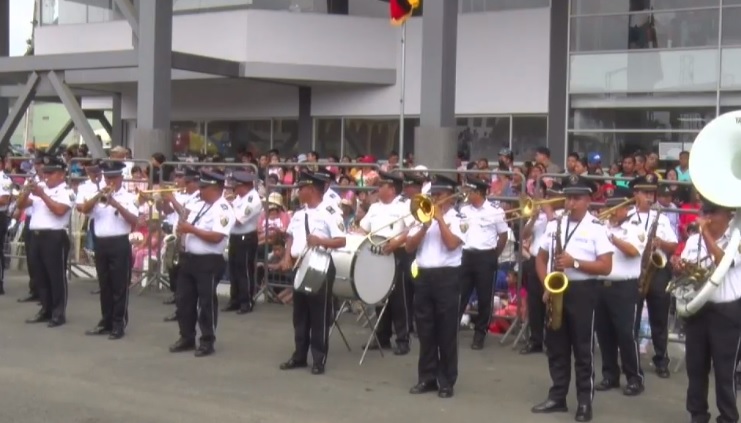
<box><xmin>638</xmin><ymin>205</ymin><xmax>668</xmax><ymax>297</ymax></box>
<box><xmin>163</xmin><ymin>207</ymin><xmax>187</xmax><ymax>271</ymax></box>
<box><xmin>544</xmin><ymin>212</ymin><xmax>569</xmax><ymax>330</ymax></box>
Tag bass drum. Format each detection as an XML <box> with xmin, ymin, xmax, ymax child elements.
<box><xmin>332</xmin><ymin>234</ymin><xmax>396</xmax><ymax>305</ymax></box>
<box><xmin>293</xmin><ymin>247</ymin><xmax>332</xmax><ymax>295</ymax></box>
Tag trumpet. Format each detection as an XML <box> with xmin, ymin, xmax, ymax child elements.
<box><xmin>96</xmin><ymin>186</ymin><xmax>113</xmax><ymax>204</ymax></box>
<box><xmin>503</xmin><ymin>196</ymin><xmax>565</xmax><ymax>222</ymax></box>
<box><xmin>596</xmin><ymin>198</ymin><xmax>635</xmax><ymax>221</ymax></box>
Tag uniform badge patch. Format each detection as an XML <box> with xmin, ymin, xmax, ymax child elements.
<box><xmin>248</xmin><ymin>195</ymin><xmax>253</xmax><ymax>202</ymax></box>
<box><xmin>220</xmin><ymin>204</ymin><xmax>229</xmax><ymax>210</ymax></box>
<box><xmin>460</xmin><ymin>222</ymin><xmax>469</xmax><ymax>233</ymax></box>
<box><xmin>220</xmin><ymin>216</ymin><xmax>229</xmax><ymax>227</ymax></box>
<box><xmin>69</xmin><ymin>192</ymin><xmax>76</xmax><ymax>202</ymax></box>
<box><xmin>326</xmin><ymin>206</ymin><xmax>335</xmax><ymax>214</ymax></box>
<box><xmin>338</xmin><ymin>221</ymin><xmax>345</xmax><ymax>232</ymax></box>
<box><xmin>638</xmin><ymin>233</ymin><xmax>646</xmax><ymax>242</ymax></box>
<box><xmin>244</xmin><ymin>206</ymin><xmax>251</xmax><ymax>215</ymax></box>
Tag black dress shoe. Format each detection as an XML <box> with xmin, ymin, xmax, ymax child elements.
<box><xmin>311</xmin><ymin>363</ymin><xmax>325</xmax><ymax>375</ymax></box>
<box><xmin>108</xmin><ymin>328</ymin><xmax>124</xmax><ymax>340</ymax></box>
<box><xmin>409</xmin><ymin>381</ymin><xmax>438</xmax><ymax>394</ymax></box>
<box><xmin>85</xmin><ymin>326</ymin><xmax>111</xmax><ymax>336</ymax></box>
<box><xmin>520</xmin><ymin>343</ymin><xmax>543</xmax><ymax>355</ymax></box>
<box><xmin>531</xmin><ymin>399</ymin><xmax>568</xmax><ymax>413</ymax></box>
<box><xmin>221</xmin><ymin>304</ymin><xmax>239</xmax><ymax>312</ymax></box>
<box><xmin>594</xmin><ymin>379</ymin><xmax>619</xmax><ymax>391</ymax></box>
<box><xmin>393</xmin><ymin>343</ymin><xmax>410</xmax><ymax>356</ymax></box>
<box><xmin>236</xmin><ymin>305</ymin><xmax>253</xmax><ymax>315</ymax></box>
<box><xmin>163</xmin><ymin>295</ymin><xmax>176</xmax><ymax>305</ymax></box>
<box><xmin>18</xmin><ymin>293</ymin><xmax>39</xmax><ymax>303</ymax></box>
<box><xmin>169</xmin><ymin>337</ymin><xmax>196</xmax><ymax>353</ymax></box>
<box><xmin>163</xmin><ymin>312</ymin><xmax>178</xmax><ymax>322</ymax></box>
<box><xmin>438</xmin><ymin>387</ymin><xmax>454</xmax><ymax>398</ymax></box>
<box><xmin>622</xmin><ymin>382</ymin><xmax>644</xmax><ymax>396</ymax></box>
<box><xmin>25</xmin><ymin>313</ymin><xmax>50</xmax><ymax>324</ymax></box>
<box><xmin>194</xmin><ymin>344</ymin><xmax>214</xmax><ymax>357</ymax></box>
<box><xmin>656</xmin><ymin>366</ymin><xmax>671</xmax><ymax>379</ymax></box>
<box><xmin>47</xmin><ymin>318</ymin><xmax>66</xmax><ymax>328</ymax></box>
<box><xmin>0</xmin><ymin>285</ymin><xmax>5</xmax><ymax>295</ymax></box>
<box><xmin>279</xmin><ymin>358</ymin><xmax>308</xmax><ymax>370</ymax></box>
<box><xmin>689</xmin><ymin>413</ymin><xmax>711</xmax><ymax>423</ymax></box>
<box><xmin>471</xmin><ymin>337</ymin><xmax>484</xmax><ymax>350</ymax></box>
<box><xmin>575</xmin><ymin>403</ymin><xmax>592</xmax><ymax>422</ymax></box>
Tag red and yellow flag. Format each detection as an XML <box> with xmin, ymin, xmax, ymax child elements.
<box><xmin>390</xmin><ymin>0</ymin><xmax>420</xmax><ymax>26</ymax></box>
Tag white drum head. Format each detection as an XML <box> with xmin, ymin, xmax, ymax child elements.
<box><xmin>352</xmin><ymin>237</ymin><xmax>396</xmax><ymax>304</ymax></box>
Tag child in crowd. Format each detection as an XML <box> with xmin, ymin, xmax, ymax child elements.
<box><xmin>256</xmin><ymin>235</ymin><xmax>293</xmax><ymax>304</ymax></box>
<box><xmin>489</xmin><ymin>269</ymin><xmax>527</xmax><ymax>334</ymax></box>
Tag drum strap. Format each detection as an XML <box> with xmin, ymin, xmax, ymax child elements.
<box><xmin>304</xmin><ymin>213</ymin><xmax>310</xmax><ymax>237</ymax></box>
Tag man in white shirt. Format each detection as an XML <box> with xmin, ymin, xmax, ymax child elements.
<box><xmin>531</xmin><ymin>175</ymin><xmax>613</xmax><ymax>422</ymax></box>
<box><xmin>405</xmin><ymin>174</ymin><xmax>464</xmax><ymax>399</ymax></box>
<box><xmin>594</xmin><ymin>186</ymin><xmax>646</xmax><ymax>396</ymax></box>
<box><xmin>17</xmin><ymin>153</ymin><xmax>46</xmax><ymax>303</ymax></box>
<box><xmin>458</xmin><ymin>177</ymin><xmax>508</xmax><ymax>350</ymax></box>
<box><xmin>675</xmin><ymin>200</ymin><xmax>740</xmax><ymax>423</ymax></box>
<box><xmin>0</xmin><ymin>159</ymin><xmax>11</xmax><ymax>295</ymax></box>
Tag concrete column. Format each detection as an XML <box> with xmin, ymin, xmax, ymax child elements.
<box><xmin>111</xmin><ymin>93</ymin><xmax>123</xmax><ymax>147</ymax></box>
<box><xmin>0</xmin><ymin>0</ymin><xmax>9</xmax><ymax>132</ymax></box>
<box><xmin>326</xmin><ymin>0</ymin><xmax>348</xmax><ymax>14</ymax></box>
<box><xmin>298</xmin><ymin>86</ymin><xmax>313</xmax><ymax>153</ymax></box>
<box><xmin>547</xmin><ymin>0</ymin><xmax>569</xmax><ymax>167</ymax></box>
<box><xmin>133</xmin><ymin>0</ymin><xmax>172</xmax><ymax>159</ymax></box>
<box><xmin>414</xmin><ymin>0</ymin><xmax>458</xmax><ymax>170</ymax></box>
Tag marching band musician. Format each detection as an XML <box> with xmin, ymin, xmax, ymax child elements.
<box><xmin>358</xmin><ymin>171</ymin><xmax>412</xmax><ymax>355</ymax></box>
<box><xmin>316</xmin><ymin>169</ymin><xmax>343</xmax><ymax>215</ymax></box>
<box><xmin>676</xmin><ymin>200</ymin><xmax>741</xmax><ymax>423</ymax></box>
<box><xmin>79</xmin><ymin>161</ymin><xmax>139</xmax><ymax>340</ymax></box>
<box><xmin>16</xmin><ymin>155</ymin><xmax>75</xmax><ymax>328</ymax></box>
<box><xmin>404</xmin><ymin>174</ymin><xmax>464</xmax><ymax>399</ymax></box>
<box><xmin>458</xmin><ymin>177</ymin><xmax>509</xmax><ymax>350</ymax></box>
<box><xmin>594</xmin><ymin>186</ymin><xmax>646</xmax><ymax>396</ymax></box>
<box><xmin>628</xmin><ymin>174</ymin><xmax>678</xmax><ymax>379</ymax></box>
<box><xmin>531</xmin><ymin>175</ymin><xmax>613</xmax><ymax>422</ymax></box>
<box><xmin>223</xmin><ymin>171</ymin><xmax>262</xmax><ymax>314</ymax></box>
<box><xmin>401</xmin><ymin>172</ymin><xmax>426</xmax><ymax>333</ymax></box>
<box><xmin>17</xmin><ymin>153</ymin><xmax>46</xmax><ymax>304</ymax></box>
<box><xmin>279</xmin><ymin>171</ymin><xmax>346</xmax><ymax>375</ymax></box>
<box><xmin>0</xmin><ymin>157</ymin><xmax>11</xmax><ymax>295</ymax></box>
<box><xmin>160</xmin><ymin>167</ymin><xmax>200</xmax><ymax>321</ymax></box>
<box><xmin>520</xmin><ymin>182</ymin><xmax>564</xmax><ymax>355</ymax></box>
<box><xmin>168</xmin><ymin>170</ymin><xmax>235</xmax><ymax>357</ymax></box>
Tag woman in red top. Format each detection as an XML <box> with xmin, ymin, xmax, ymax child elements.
<box><xmin>678</xmin><ymin>189</ymin><xmax>702</xmax><ymax>242</ymax></box>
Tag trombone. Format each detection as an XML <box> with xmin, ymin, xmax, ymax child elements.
<box><xmin>503</xmin><ymin>196</ymin><xmax>565</xmax><ymax>223</ymax></box>
<box><xmin>596</xmin><ymin>198</ymin><xmax>635</xmax><ymax>221</ymax></box>
<box><xmin>138</xmin><ymin>188</ymin><xmax>182</xmax><ymax>194</ymax></box>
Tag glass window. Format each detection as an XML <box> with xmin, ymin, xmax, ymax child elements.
<box><xmin>460</xmin><ymin>0</ymin><xmax>549</xmax><ymax>13</ymax></box>
<box><xmin>570</xmin><ymin>107</ymin><xmax>715</xmax><ymax>130</ymax></box>
<box><xmin>567</xmin><ymin>131</ymin><xmax>698</xmax><ymax>165</ymax></box>
<box><xmin>570</xmin><ymin>9</ymin><xmax>720</xmax><ymax>51</ymax></box>
<box><xmin>722</xmin><ymin>6</ymin><xmax>741</xmax><ymax>45</ymax></box>
<box><xmin>314</xmin><ymin>118</ymin><xmax>342</xmax><ymax>158</ymax></box>
<box><xmin>724</xmin><ymin>0</ymin><xmax>741</xmax><ymax>4</ymax></box>
<box><xmin>721</xmin><ymin>48</ymin><xmax>741</xmax><ymax>89</ymax></box>
<box><xmin>171</xmin><ymin>121</ymin><xmax>203</xmax><ymax>158</ymax></box>
<box><xmin>272</xmin><ymin>119</ymin><xmax>300</xmax><ymax>157</ymax></box>
<box><xmin>343</xmin><ymin>119</ymin><xmax>402</xmax><ymax>160</ymax></box>
<box><xmin>204</xmin><ymin>120</ymin><xmax>273</xmax><ymax>158</ymax></box>
<box><xmin>569</xmin><ymin>49</ymin><xmax>719</xmax><ymax>93</ymax></box>
<box><xmin>456</xmin><ymin>116</ymin><xmax>510</xmax><ymax>162</ymax></box>
<box><xmin>571</xmin><ymin>0</ymin><xmax>720</xmax><ymax>15</ymax></box>
<box><xmin>512</xmin><ymin>116</ymin><xmax>548</xmax><ymax>162</ymax></box>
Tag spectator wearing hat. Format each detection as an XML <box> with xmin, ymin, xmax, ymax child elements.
<box><xmin>678</xmin><ymin>200</ymin><xmax>740</xmax><ymax>423</ymax></box>
<box><xmin>352</xmin><ymin>155</ymin><xmax>379</xmax><ymax>188</ymax></box>
<box><xmin>223</xmin><ymin>171</ymin><xmax>263</xmax><ymax>314</ymax></box>
<box><xmin>358</xmin><ymin>171</ymin><xmax>413</xmax><ymax>356</ymax></box>
<box><xmin>278</xmin><ymin>171</ymin><xmax>346</xmax><ymax>375</ymax></box>
<box><xmin>17</xmin><ymin>155</ymin><xmax>76</xmax><ymax>328</ymax></box>
<box><xmin>594</xmin><ymin>185</ymin><xmax>646</xmax><ymax>396</ymax></box>
<box><xmin>79</xmin><ymin>161</ymin><xmax>140</xmax><ymax>340</ymax></box>
<box><xmin>168</xmin><ymin>169</ymin><xmax>236</xmax><ymax>357</ymax></box>
<box><xmin>627</xmin><ymin>174</ymin><xmax>678</xmax><ymax>379</ymax></box>
<box><xmin>458</xmin><ymin>177</ymin><xmax>509</xmax><ymax>350</ymax></box>
<box><xmin>405</xmin><ymin>174</ymin><xmax>465</xmax><ymax>398</ymax></box>
<box><xmin>531</xmin><ymin>174</ymin><xmax>613</xmax><ymax>421</ymax></box>
<box><xmin>587</xmin><ymin>153</ymin><xmax>604</xmax><ymax>175</ymax></box>
<box><xmin>16</xmin><ymin>152</ymin><xmax>47</xmax><ymax>304</ymax></box>
<box><xmin>257</xmin><ymin>192</ymin><xmax>290</xmax><ymax>246</ymax></box>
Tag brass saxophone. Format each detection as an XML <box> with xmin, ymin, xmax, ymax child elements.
<box><xmin>638</xmin><ymin>205</ymin><xmax>668</xmax><ymax>297</ymax></box>
<box><xmin>544</xmin><ymin>212</ymin><xmax>569</xmax><ymax>330</ymax></box>
<box><xmin>163</xmin><ymin>206</ymin><xmax>187</xmax><ymax>271</ymax></box>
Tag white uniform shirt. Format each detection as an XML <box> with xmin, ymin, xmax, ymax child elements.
<box><xmin>321</xmin><ymin>197</ymin><xmax>343</xmax><ymax>216</ymax></box>
<box><xmin>323</xmin><ymin>188</ymin><xmax>342</xmax><ymax>213</ymax></box>
<box><xmin>287</xmin><ymin>204</ymin><xmax>346</xmax><ymax>258</ymax></box>
<box><xmin>166</xmin><ymin>190</ymin><xmax>199</xmax><ymax>226</ymax></box>
<box><xmin>529</xmin><ymin>209</ymin><xmax>565</xmax><ymax>257</ymax></box>
<box><xmin>604</xmin><ymin>215</ymin><xmax>647</xmax><ymax>280</ymax></box>
<box><xmin>459</xmin><ymin>201</ymin><xmax>508</xmax><ymax>250</ymax></box>
<box><xmin>230</xmin><ymin>189</ymin><xmax>263</xmax><ymax>234</ymax></box>
<box><xmin>75</xmin><ymin>179</ymin><xmax>107</xmax><ymax>205</ymax></box>
<box><xmin>0</xmin><ymin>172</ymin><xmax>12</xmax><ymax>212</ymax></box>
<box><xmin>628</xmin><ymin>207</ymin><xmax>678</xmax><ymax>244</ymax></box>
<box><xmin>182</xmin><ymin>197</ymin><xmax>236</xmax><ymax>255</ymax></box>
<box><xmin>359</xmin><ymin>198</ymin><xmax>409</xmax><ymax>239</ymax></box>
<box><xmin>27</xmin><ymin>182</ymin><xmax>75</xmax><ymax>230</ymax></box>
<box><xmin>89</xmin><ymin>187</ymin><xmax>139</xmax><ymax>237</ymax></box>
<box><xmin>409</xmin><ymin>208</ymin><xmax>465</xmax><ymax>269</ymax></box>
<box><xmin>23</xmin><ymin>179</ymin><xmax>46</xmax><ymax>218</ymax></box>
<box><xmin>681</xmin><ymin>232</ymin><xmax>741</xmax><ymax>304</ymax></box>
<box><xmin>539</xmin><ymin>214</ymin><xmax>614</xmax><ymax>281</ymax></box>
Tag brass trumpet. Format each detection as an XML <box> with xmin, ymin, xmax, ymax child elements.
<box><xmin>97</xmin><ymin>186</ymin><xmax>113</xmax><ymax>204</ymax></box>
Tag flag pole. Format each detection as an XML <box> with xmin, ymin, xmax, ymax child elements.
<box><xmin>398</xmin><ymin>21</ymin><xmax>407</xmax><ymax>168</ymax></box>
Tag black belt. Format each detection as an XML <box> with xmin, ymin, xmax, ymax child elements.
<box><xmin>30</xmin><ymin>229</ymin><xmax>66</xmax><ymax>235</ymax></box>
<box><xmin>96</xmin><ymin>234</ymin><xmax>130</xmax><ymax>240</ymax></box>
<box><xmin>181</xmin><ymin>252</ymin><xmax>222</xmax><ymax>259</ymax></box>
<box><xmin>230</xmin><ymin>232</ymin><xmax>257</xmax><ymax>240</ymax></box>
<box><xmin>463</xmin><ymin>248</ymin><xmax>496</xmax><ymax>255</ymax></box>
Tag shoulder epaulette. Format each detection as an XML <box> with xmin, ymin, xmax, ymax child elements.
<box><xmin>326</xmin><ymin>206</ymin><xmax>335</xmax><ymax>214</ymax></box>
<box><xmin>220</xmin><ymin>203</ymin><xmax>229</xmax><ymax>210</ymax></box>
<box><xmin>592</xmin><ymin>218</ymin><xmax>603</xmax><ymax>225</ymax></box>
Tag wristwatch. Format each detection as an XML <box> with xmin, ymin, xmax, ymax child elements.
<box><xmin>573</xmin><ymin>260</ymin><xmax>581</xmax><ymax>269</ymax></box>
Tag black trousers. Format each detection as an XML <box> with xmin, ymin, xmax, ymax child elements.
<box><xmin>292</xmin><ymin>261</ymin><xmax>335</xmax><ymax>365</ymax></box>
<box><xmin>546</xmin><ymin>280</ymin><xmax>598</xmax><ymax>405</ymax></box>
<box><xmin>524</xmin><ymin>257</ymin><xmax>546</xmax><ymax>346</ymax></box>
<box><xmin>414</xmin><ymin>266</ymin><xmax>460</xmax><ymax>389</ymax></box>
<box><xmin>23</xmin><ymin>216</ymin><xmax>37</xmax><ymax>296</ymax></box>
<box><xmin>685</xmin><ymin>301</ymin><xmax>741</xmax><ymax>423</ymax></box>
<box><xmin>176</xmin><ymin>253</ymin><xmax>225</xmax><ymax>344</ymax></box>
<box><xmin>459</xmin><ymin>249</ymin><xmax>497</xmax><ymax>340</ymax></box>
<box><xmin>27</xmin><ymin>229</ymin><xmax>70</xmax><ymax>320</ymax></box>
<box><xmin>227</xmin><ymin>232</ymin><xmax>258</xmax><ymax>308</ymax></box>
<box><xmin>375</xmin><ymin>249</ymin><xmax>411</xmax><ymax>345</ymax></box>
<box><xmin>93</xmin><ymin>235</ymin><xmax>131</xmax><ymax>331</ymax></box>
<box><xmin>168</xmin><ymin>264</ymin><xmax>180</xmax><ymax>294</ymax></box>
<box><xmin>634</xmin><ymin>266</ymin><xmax>672</xmax><ymax>368</ymax></box>
<box><xmin>595</xmin><ymin>278</ymin><xmax>643</xmax><ymax>384</ymax></box>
